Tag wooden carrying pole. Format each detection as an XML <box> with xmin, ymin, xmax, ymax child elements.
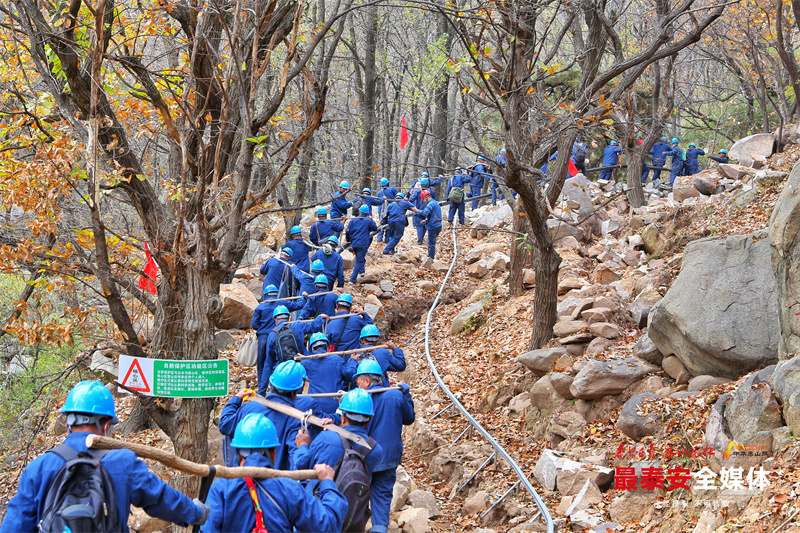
<box><xmin>290</xmin><ymin>312</ymin><xmax>358</xmax><ymax>323</ymax></box>
<box><xmin>245</xmin><ymin>395</ymin><xmax>372</xmax><ymax>449</ymax></box>
<box><xmin>294</xmin><ymin>344</ymin><xmax>389</xmax><ymax>360</ymax></box>
<box><xmin>262</xmin><ymin>291</ymin><xmax>336</xmax><ymax>303</ymax></box>
<box><xmin>85</xmin><ymin>435</ymin><xmax>316</xmax><ymax>480</ymax></box>
<box><xmin>300</xmin><ymin>386</ymin><xmax>400</xmax><ymax>398</ymax></box>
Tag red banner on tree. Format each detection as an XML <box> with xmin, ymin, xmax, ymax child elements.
<box><xmin>138</xmin><ymin>243</ymin><xmax>159</xmax><ymax>295</ymax></box>
<box><xmin>400</xmin><ymin>116</ymin><xmax>409</xmax><ymax>149</ymax></box>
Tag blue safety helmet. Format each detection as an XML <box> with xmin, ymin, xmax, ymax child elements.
<box><xmin>359</xmin><ymin>205</ymin><xmax>369</xmax><ymax>214</ymax></box>
<box><xmin>311</xmin><ymin>260</ymin><xmax>324</xmax><ymax>273</ymax></box>
<box><xmin>360</xmin><ymin>324</ymin><xmax>380</xmax><ymax>339</ymax></box>
<box><xmin>309</xmin><ymin>332</ymin><xmax>329</xmax><ymax>350</ymax></box>
<box><xmin>337</xmin><ymin>293</ymin><xmax>353</xmax><ymax>307</ymax></box>
<box><xmin>688</xmin><ymin>143</ymin><xmax>696</xmax><ymax>148</ymax></box>
<box><xmin>420</xmin><ymin>178</ymin><xmax>429</xmax><ymax>186</ymax></box>
<box><xmin>610</xmin><ymin>140</ymin><xmax>618</xmax><ymax>146</ymax></box>
<box><xmin>314</xmin><ymin>274</ymin><xmax>328</xmax><ymax>286</ymax></box>
<box><xmin>362</xmin><ymin>187</ymin><xmax>371</xmax><ymax>194</ymax></box>
<box><xmin>290</xmin><ymin>226</ymin><xmax>302</xmax><ymax>236</ymax></box>
<box><xmin>339</xmin><ymin>388</ymin><xmax>374</xmax><ymax>416</ymax></box>
<box><xmin>270</xmin><ymin>360</ymin><xmax>307</xmax><ymax>391</ymax></box>
<box><xmin>354</xmin><ymin>359</ymin><xmax>383</xmax><ymax>378</ymax></box>
<box><xmin>263</xmin><ymin>284</ymin><xmax>279</xmax><ymax>295</ymax></box>
<box><xmin>61</xmin><ymin>381</ymin><xmax>119</xmax><ymax>424</ymax></box>
<box><xmin>421</xmin><ymin>171</ymin><xmax>429</xmax><ymax>178</ymax></box>
<box><xmin>396</xmin><ymin>192</ymin><xmax>405</xmax><ymax>199</ymax></box>
<box><xmin>327</xmin><ymin>235</ymin><xmax>339</xmax><ymax>245</ymax></box>
<box><xmin>500</xmin><ymin>148</ymin><xmax>506</xmax><ymax>154</ymax></box>
<box><xmin>455</xmin><ymin>167</ymin><xmax>463</xmax><ymax>173</ymax></box>
<box><xmin>273</xmin><ymin>305</ymin><xmax>290</xmax><ymax>319</ymax></box>
<box><xmin>380</xmin><ymin>178</ymin><xmax>389</xmax><ymax>186</ymax></box>
<box><xmin>719</xmin><ymin>149</ymin><xmax>727</xmax><ymax>154</ymax></box>
<box><xmin>340</xmin><ymin>181</ymin><xmax>350</xmax><ymax>189</ymax></box>
<box><xmin>477</xmin><ymin>155</ymin><xmax>487</xmax><ymax>162</ymax></box>
<box><xmin>317</xmin><ymin>207</ymin><xmax>328</xmax><ymax>217</ymax></box>
<box><xmin>661</xmin><ymin>137</ymin><xmax>668</xmax><ymax>142</ymax></box>
<box><xmin>671</xmin><ymin>138</ymin><xmax>679</xmax><ymax>144</ymax></box>
<box><xmin>281</xmin><ymin>247</ymin><xmax>293</xmax><ymax>258</ymax></box>
<box><xmin>230</xmin><ymin>413</ymin><xmax>280</xmax><ymax>449</ymax></box>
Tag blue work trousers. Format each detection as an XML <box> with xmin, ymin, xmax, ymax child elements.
<box><xmin>651</xmin><ymin>159</ymin><xmax>666</xmax><ymax>182</ymax></box>
<box><xmin>350</xmin><ymin>247</ymin><xmax>368</xmax><ymax>283</ymax></box>
<box><xmin>599</xmin><ymin>168</ymin><xmax>613</xmax><ymax>181</ymax></box>
<box><xmin>426</xmin><ymin>227</ymin><xmax>441</xmax><ymax>259</ymax></box>
<box><xmin>470</xmin><ymin>185</ymin><xmax>482</xmax><ymax>210</ymax></box>
<box><xmin>370</xmin><ymin>468</ymin><xmax>397</xmax><ymax>533</ymax></box>
<box><xmin>413</xmin><ymin>215</ymin><xmax>426</xmax><ymax>243</ymax></box>
<box><xmin>383</xmin><ymin>221</ymin><xmax>405</xmax><ymax>254</ymax></box>
<box><xmin>448</xmin><ymin>201</ymin><xmax>465</xmax><ymax>224</ymax></box>
<box><xmin>670</xmin><ymin>163</ymin><xmax>683</xmax><ymax>186</ymax></box>
<box><xmin>491</xmin><ymin>182</ymin><xmax>503</xmax><ymax>205</ymax></box>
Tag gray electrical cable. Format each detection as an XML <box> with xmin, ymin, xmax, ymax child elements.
<box><xmin>421</xmin><ymin>225</ymin><xmax>554</xmax><ymax>532</ymax></box>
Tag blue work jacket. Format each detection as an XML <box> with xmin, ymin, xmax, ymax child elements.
<box><xmin>298</xmin><ymin>291</ymin><xmax>338</xmax><ymax>320</ymax></box>
<box><xmin>324</xmin><ymin>312</ymin><xmax>373</xmax><ymax>353</ymax></box>
<box><xmin>665</xmin><ymin>146</ymin><xmax>684</xmax><ymax>168</ymax></box>
<box><xmin>300</xmin><ymin>351</ymin><xmax>358</xmax><ymax>413</ymax></box>
<box><xmin>447</xmin><ymin>174</ymin><xmax>470</xmax><ymax>198</ymax></box>
<box><xmin>650</xmin><ymin>142</ymin><xmax>671</xmax><ymax>163</ymax></box>
<box><xmin>259</xmin><ymin>316</ymin><xmax>325</xmax><ymax>395</ymax></box>
<box><xmin>201</xmin><ymin>453</ymin><xmax>346</xmax><ymax>533</ymax></box>
<box><xmin>252</xmin><ymin>297</ymin><xmax>307</xmax><ymax>335</ymax></box>
<box><xmin>418</xmin><ymin>200</ymin><xmax>442</xmax><ymax>230</ymax></box>
<box><xmin>386</xmin><ymin>200</ymin><xmax>414</xmax><ymax>223</ymax></box>
<box><xmin>311</xmin><ymin>249</ymin><xmax>345</xmax><ymax>288</ymax></box>
<box><xmin>260</xmin><ymin>257</ymin><xmax>290</xmax><ymax>295</ymax></box>
<box><xmin>360</xmin><ymin>344</ymin><xmax>406</xmax><ymax>387</ymax></box>
<box><xmin>367</xmin><ymin>384</ymin><xmax>415</xmax><ymax>471</ymax></box>
<box><xmin>469</xmin><ymin>164</ymin><xmax>491</xmax><ymax>187</ymax></box>
<box><xmin>602</xmin><ymin>146</ymin><xmax>623</xmax><ymax>166</ymax></box>
<box><xmin>1</xmin><ymin>432</ymin><xmax>202</xmax><ymax>533</ymax></box>
<box><xmin>283</xmin><ymin>238</ymin><xmax>313</xmax><ymax>272</ymax></box>
<box><xmin>360</xmin><ymin>195</ymin><xmax>384</xmax><ymax>216</ymax></box>
<box><xmin>310</xmin><ymin>219</ymin><xmax>344</xmax><ymax>246</ymax></box>
<box><xmin>330</xmin><ymin>193</ymin><xmax>352</xmax><ymax>220</ymax></box>
<box><xmin>346</xmin><ymin>216</ymin><xmax>378</xmax><ymax>250</ymax></box>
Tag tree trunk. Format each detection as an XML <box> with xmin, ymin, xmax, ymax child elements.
<box><xmin>431</xmin><ymin>12</ymin><xmax>452</xmax><ymax>197</ymax></box>
<box><xmin>530</xmin><ymin>240</ymin><xmax>561</xmax><ymax>349</ymax></box>
<box><xmin>626</xmin><ymin>150</ymin><xmax>646</xmax><ymax>208</ymax></box>
<box><xmin>360</xmin><ymin>4</ymin><xmax>378</xmax><ymax>190</ymax></box>
<box><xmin>508</xmin><ymin>212</ymin><xmax>532</xmax><ymax>297</ymax></box>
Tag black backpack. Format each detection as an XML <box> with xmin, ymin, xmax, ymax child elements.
<box><xmin>351</xmin><ymin>197</ymin><xmax>364</xmax><ymax>217</ymax></box>
<box><xmin>273</xmin><ymin>322</ymin><xmax>302</xmax><ymax>362</ymax></box>
<box><xmin>574</xmin><ymin>144</ymin><xmax>587</xmax><ymax>164</ymax></box>
<box><xmin>333</xmin><ymin>434</ymin><xmax>376</xmax><ymax>533</ymax></box>
<box><xmin>39</xmin><ymin>444</ymin><xmax>120</xmax><ymax>533</ymax></box>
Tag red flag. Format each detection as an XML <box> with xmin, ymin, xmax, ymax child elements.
<box><xmin>138</xmin><ymin>243</ymin><xmax>158</xmax><ymax>295</ymax></box>
<box><xmin>567</xmin><ymin>158</ymin><xmax>579</xmax><ymax>177</ymax></box>
<box><xmin>400</xmin><ymin>116</ymin><xmax>409</xmax><ymax>149</ymax></box>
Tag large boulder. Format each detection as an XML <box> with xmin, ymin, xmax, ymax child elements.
<box><xmin>724</xmin><ymin>366</ymin><xmax>782</xmax><ymax>442</ymax></box>
<box><xmin>517</xmin><ymin>348</ymin><xmax>567</xmax><ymax>376</ymax></box>
<box><xmin>569</xmin><ymin>358</ymin><xmax>658</xmax><ymax>399</ymax></box>
<box><xmin>619</xmin><ymin>393</ymin><xmax>664</xmax><ymax>441</ymax></box>
<box><xmin>218</xmin><ymin>283</ymin><xmax>259</xmax><ymax>329</ymax></box>
<box><xmin>648</xmin><ymin>231</ymin><xmax>779</xmax><ymax>378</ymax></box>
<box><xmin>770</xmin><ymin>160</ymin><xmax>800</xmax><ymax>357</ymax></box>
<box><xmin>472</xmin><ymin>204</ymin><xmax>513</xmax><ymax>228</ymax></box>
<box><xmin>728</xmin><ymin>133</ymin><xmax>775</xmax><ymax>162</ymax></box>
<box><xmin>562</xmin><ymin>174</ymin><xmax>594</xmax><ymax>217</ymax></box>
<box><xmin>769</xmin><ymin>355</ymin><xmax>800</xmax><ymax>434</ymax></box>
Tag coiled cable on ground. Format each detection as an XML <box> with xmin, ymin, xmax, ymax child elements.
<box><xmin>421</xmin><ymin>225</ymin><xmax>554</xmax><ymax>531</ymax></box>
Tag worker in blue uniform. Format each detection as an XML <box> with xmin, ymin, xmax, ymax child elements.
<box><xmin>600</xmin><ymin>140</ymin><xmax>623</xmax><ymax>181</ymax></box>
<box><xmin>376</xmin><ymin>178</ymin><xmax>397</xmax><ymax>242</ymax></box>
<box><xmin>298</xmin><ymin>332</ymin><xmax>358</xmax><ymax>415</ymax></box>
<box><xmin>684</xmin><ymin>143</ymin><xmax>706</xmax><ymax>175</ymax></box>
<box><xmin>663</xmin><ymin>138</ymin><xmax>684</xmax><ymax>187</ymax></box>
<box><xmin>469</xmin><ymin>155</ymin><xmax>491</xmax><ymax>210</ymax></box>
<box><xmin>252</xmin><ymin>285</ymin><xmax>307</xmax><ymax>367</ymax></box>
<box><xmin>293</xmin><ymin>389</ymin><xmax>383</xmax><ymax>503</ymax></box>
<box><xmin>646</xmin><ymin>137</ymin><xmax>671</xmax><ymax>183</ymax></box>
<box><xmin>283</xmin><ymin>226</ymin><xmax>313</xmax><ymax>272</ymax></box>
<box><xmin>330</xmin><ymin>181</ymin><xmax>352</xmax><ymax>223</ymax></box>
<box><xmin>409</xmin><ymin>175</ymin><xmax>440</xmax><ymax>244</ymax></box>
<box><xmin>311</xmin><ymin>236</ymin><xmax>346</xmax><ymax>289</ymax></box>
<box><xmin>417</xmin><ymin>190</ymin><xmax>442</xmax><ymax>259</ymax></box>
<box><xmin>710</xmin><ymin>148</ymin><xmax>729</xmax><ymax>164</ymax></box>
<box><xmin>202</xmin><ymin>413</ymin><xmax>347</xmax><ymax>533</ymax></box>
<box><xmin>346</xmin><ymin>205</ymin><xmax>379</xmax><ymax>283</ymax></box>
<box><xmin>354</xmin><ymin>360</ymin><xmax>415</xmax><ymax>533</ymax></box>
<box><xmin>360</xmin><ymin>188</ymin><xmax>385</xmax><ymax>216</ymax></box>
<box><xmin>298</xmin><ymin>275</ymin><xmax>338</xmax><ymax>319</ymax></box>
<box><xmin>382</xmin><ymin>193</ymin><xmax>417</xmax><ymax>255</ymax></box>
<box><xmin>2</xmin><ymin>381</ymin><xmax>209</xmax><ymax>533</ymax></box>
<box><xmin>290</xmin><ymin>264</ymin><xmax>315</xmax><ymax>296</ymax></box>
<box><xmin>260</xmin><ymin>248</ymin><xmax>293</xmax><ymax>296</ymax></box>
<box><xmin>357</xmin><ymin>325</ymin><xmax>405</xmax><ymax>387</ymax></box>
<box><xmin>310</xmin><ymin>208</ymin><xmax>345</xmax><ymax>246</ymax></box>
<box><xmin>258</xmin><ymin>306</ymin><xmax>326</xmax><ymax>396</ymax></box>
<box><xmin>324</xmin><ymin>294</ymin><xmax>374</xmax><ymax>353</ymax></box>
<box><xmin>446</xmin><ymin>168</ymin><xmax>469</xmax><ymax>225</ymax></box>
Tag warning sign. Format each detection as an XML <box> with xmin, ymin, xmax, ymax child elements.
<box><xmin>118</xmin><ymin>356</ymin><xmax>228</xmax><ymax>398</ymax></box>
<box><xmin>122</xmin><ymin>358</ymin><xmax>150</xmax><ymax>392</ymax></box>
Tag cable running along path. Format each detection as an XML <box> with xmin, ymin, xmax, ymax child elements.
<box><xmin>420</xmin><ymin>225</ymin><xmax>554</xmax><ymax>532</ymax></box>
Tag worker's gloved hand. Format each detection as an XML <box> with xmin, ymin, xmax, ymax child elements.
<box><xmin>193</xmin><ymin>498</ymin><xmax>211</xmax><ymax>525</ymax></box>
<box><xmin>399</xmin><ymin>383</ymin><xmax>411</xmax><ymax>395</ymax></box>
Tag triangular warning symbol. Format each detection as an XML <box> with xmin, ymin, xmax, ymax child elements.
<box><xmin>122</xmin><ymin>358</ymin><xmax>150</xmax><ymax>393</ymax></box>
